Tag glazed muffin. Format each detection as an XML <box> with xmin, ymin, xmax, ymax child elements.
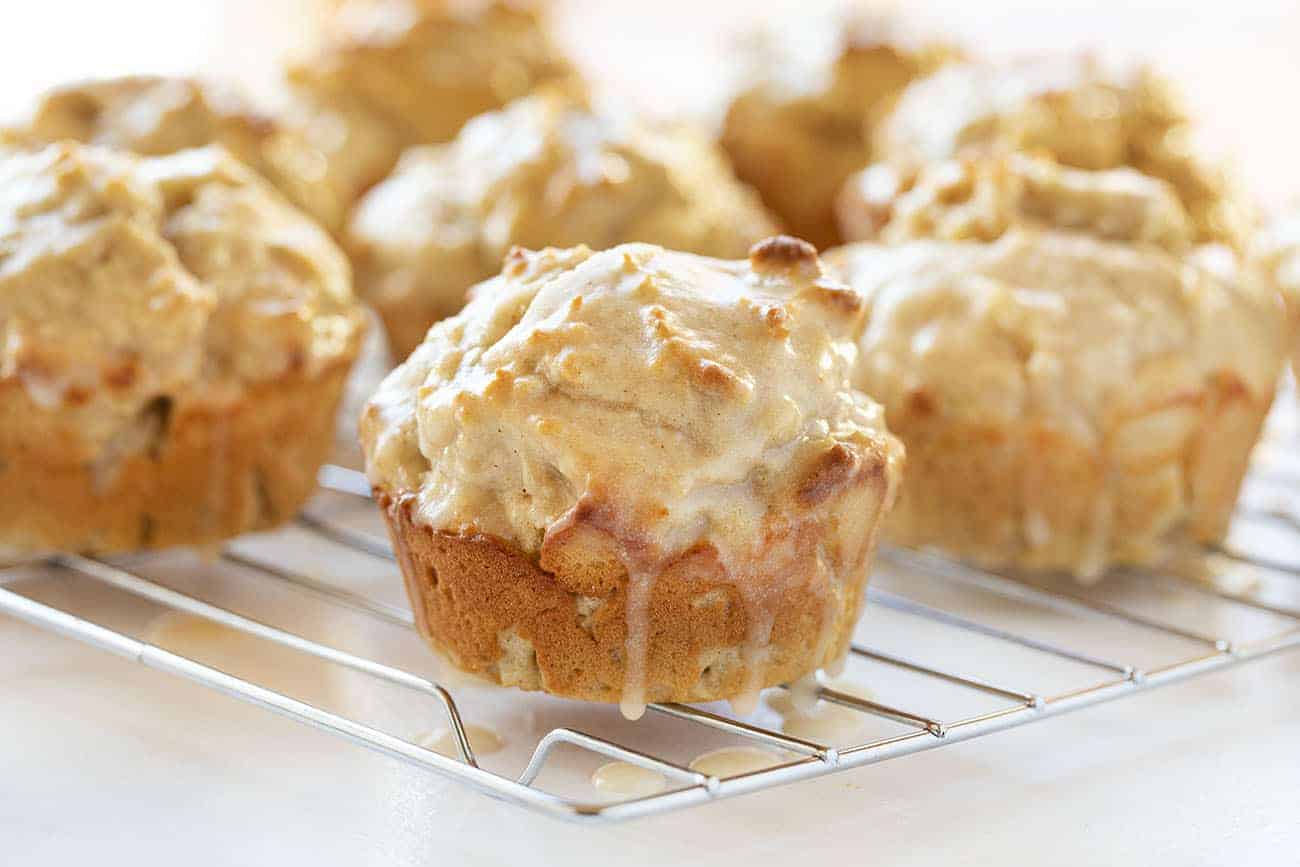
<box><xmin>2</xmin><ymin>76</ymin><xmax>347</xmax><ymax>234</ymax></box>
<box><xmin>287</xmin><ymin>0</ymin><xmax>576</xmax><ymax>217</ymax></box>
<box><xmin>826</xmin><ymin>155</ymin><xmax>1285</xmax><ymax>578</ymax></box>
<box><xmin>1248</xmin><ymin>212</ymin><xmax>1300</xmax><ymax>378</ymax></box>
<box><xmin>346</xmin><ymin>92</ymin><xmax>779</xmax><ymax>357</ymax></box>
<box><xmin>844</xmin><ymin>54</ymin><xmax>1255</xmax><ymax>250</ymax></box>
<box><xmin>720</xmin><ymin>9</ymin><xmax>956</xmax><ymax>249</ymax></box>
<box><xmin>360</xmin><ymin>237</ymin><xmax>903</xmax><ymax>716</ymax></box>
<box><xmin>0</xmin><ymin>143</ymin><xmax>366</xmax><ymax>554</ymax></box>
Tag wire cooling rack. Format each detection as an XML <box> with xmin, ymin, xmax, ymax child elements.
<box><xmin>2</xmin><ymin>399</ymin><xmax>1297</xmax><ymax>824</ymax></box>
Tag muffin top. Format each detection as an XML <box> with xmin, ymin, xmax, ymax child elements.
<box><xmin>840</xmin><ymin>153</ymin><xmax>1193</xmax><ymax>251</ymax></box>
<box><xmin>826</xmin><ymin>204</ymin><xmax>1284</xmax><ymax>442</ymax></box>
<box><xmin>287</xmin><ymin>0</ymin><xmax>576</xmax><ymax>207</ymax></box>
<box><xmin>2</xmin><ymin>76</ymin><xmax>346</xmax><ymax>232</ymax></box>
<box><xmin>361</xmin><ymin>237</ymin><xmax>902</xmax><ymax>561</ymax></box>
<box><xmin>871</xmin><ymin>54</ymin><xmax>1253</xmax><ymax>248</ymax></box>
<box><xmin>346</xmin><ymin>92</ymin><xmax>778</xmax><ymax>317</ymax></box>
<box><xmin>720</xmin><ymin>8</ymin><xmax>955</xmax><ymax>247</ymax></box>
<box><xmin>0</xmin><ymin>142</ymin><xmax>362</xmax><ymax>449</ymax></box>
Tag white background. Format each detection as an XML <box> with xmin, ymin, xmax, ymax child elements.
<box><xmin>1</xmin><ymin>1</ymin><xmax>1298</xmax><ymax>864</ymax></box>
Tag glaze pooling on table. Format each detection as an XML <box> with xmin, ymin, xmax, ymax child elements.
<box><xmin>689</xmin><ymin>747</ymin><xmax>786</xmax><ymax>778</ymax></box>
<box><xmin>417</xmin><ymin>725</ymin><xmax>504</xmax><ymax>760</ymax></box>
<box><xmin>591</xmin><ymin>762</ymin><xmax>667</xmax><ymax>798</ymax></box>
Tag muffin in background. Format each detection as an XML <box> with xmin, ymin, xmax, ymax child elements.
<box><xmin>844</xmin><ymin>54</ymin><xmax>1255</xmax><ymax>251</ymax></box>
<box><xmin>721</xmin><ymin>8</ymin><xmax>956</xmax><ymax>249</ymax></box>
<box><xmin>827</xmin><ymin>154</ymin><xmax>1286</xmax><ymax>579</ymax></box>
<box><xmin>2</xmin><ymin>76</ymin><xmax>347</xmax><ymax>234</ymax></box>
<box><xmin>361</xmin><ymin>237</ymin><xmax>903</xmax><ymax>716</ymax></box>
<box><xmin>0</xmin><ymin>143</ymin><xmax>366</xmax><ymax>554</ymax></box>
<box><xmin>287</xmin><ymin>0</ymin><xmax>578</xmax><ymax>218</ymax></box>
<box><xmin>843</xmin><ymin>152</ymin><xmax>1194</xmax><ymax>250</ymax></box>
<box><xmin>347</xmin><ymin>91</ymin><xmax>779</xmax><ymax>358</ymax></box>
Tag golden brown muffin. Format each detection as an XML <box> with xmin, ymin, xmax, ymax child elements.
<box><xmin>346</xmin><ymin>92</ymin><xmax>779</xmax><ymax>358</ymax></box>
<box><xmin>0</xmin><ymin>143</ymin><xmax>366</xmax><ymax>554</ymax></box>
<box><xmin>826</xmin><ymin>156</ymin><xmax>1285</xmax><ymax>578</ymax></box>
<box><xmin>720</xmin><ymin>9</ymin><xmax>956</xmax><ymax>249</ymax></box>
<box><xmin>287</xmin><ymin>0</ymin><xmax>577</xmax><ymax>217</ymax></box>
<box><xmin>360</xmin><ymin>238</ymin><xmax>903</xmax><ymax>716</ymax></box>
<box><xmin>2</xmin><ymin>76</ymin><xmax>347</xmax><ymax>234</ymax></box>
<box><xmin>851</xmin><ymin>54</ymin><xmax>1254</xmax><ymax>250</ymax></box>
<box><xmin>1248</xmin><ymin>212</ymin><xmax>1300</xmax><ymax>378</ymax></box>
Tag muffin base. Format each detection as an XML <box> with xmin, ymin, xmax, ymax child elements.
<box><xmin>377</xmin><ymin>490</ymin><xmax>874</xmax><ymax>705</ymax></box>
<box><xmin>0</xmin><ymin>361</ymin><xmax>354</xmax><ymax>554</ymax></box>
<box><xmin>882</xmin><ymin>374</ymin><xmax>1273</xmax><ymax>578</ymax></box>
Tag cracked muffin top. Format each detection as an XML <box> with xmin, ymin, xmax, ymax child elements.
<box><xmin>287</xmin><ymin>0</ymin><xmax>577</xmax><ymax>211</ymax></box>
<box><xmin>2</xmin><ymin>76</ymin><xmax>347</xmax><ymax>233</ymax></box>
<box><xmin>0</xmin><ymin>142</ymin><xmax>363</xmax><ymax>451</ymax></box>
<box><xmin>361</xmin><ymin>237</ymin><xmax>903</xmax><ymax>562</ymax></box>
<box><xmin>869</xmin><ymin>54</ymin><xmax>1254</xmax><ymax>249</ymax></box>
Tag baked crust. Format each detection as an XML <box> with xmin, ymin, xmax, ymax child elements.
<box><xmin>378</xmin><ymin>481</ymin><xmax>886</xmax><ymax>704</ymax></box>
<box><xmin>0</xmin><ymin>359</ymin><xmax>354</xmax><ymax>554</ymax></box>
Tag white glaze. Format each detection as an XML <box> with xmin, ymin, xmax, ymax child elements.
<box><xmin>590</xmin><ymin>762</ymin><xmax>667</xmax><ymax>798</ymax></box>
<box><xmin>417</xmin><ymin>725</ymin><xmax>504</xmax><ymax>761</ymax></box>
<box><xmin>689</xmin><ymin>746</ymin><xmax>785</xmax><ymax>778</ymax></box>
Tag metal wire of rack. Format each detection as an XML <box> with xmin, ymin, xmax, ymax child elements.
<box><xmin>2</xmin><ymin>428</ymin><xmax>1298</xmax><ymax>824</ymax></box>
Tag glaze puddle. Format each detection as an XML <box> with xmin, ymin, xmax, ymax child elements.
<box><xmin>590</xmin><ymin>761</ymin><xmax>668</xmax><ymax>798</ymax></box>
<box><xmin>689</xmin><ymin>746</ymin><xmax>784</xmax><ymax>777</ymax></box>
<box><xmin>417</xmin><ymin>724</ymin><xmax>504</xmax><ymax>760</ymax></box>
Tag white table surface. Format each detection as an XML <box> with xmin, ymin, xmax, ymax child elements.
<box><xmin>2</xmin><ymin>1</ymin><xmax>1299</xmax><ymax>864</ymax></box>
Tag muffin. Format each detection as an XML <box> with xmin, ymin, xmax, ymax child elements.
<box><xmin>826</xmin><ymin>155</ymin><xmax>1285</xmax><ymax>578</ymax></box>
<box><xmin>2</xmin><ymin>76</ymin><xmax>347</xmax><ymax>234</ymax></box>
<box><xmin>360</xmin><ymin>237</ymin><xmax>903</xmax><ymax>717</ymax></box>
<box><xmin>0</xmin><ymin>142</ymin><xmax>366</xmax><ymax>554</ymax></box>
<box><xmin>720</xmin><ymin>9</ymin><xmax>956</xmax><ymax>249</ymax></box>
<box><xmin>844</xmin><ymin>54</ymin><xmax>1254</xmax><ymax>250</ymax></box>
<box><xmin>1248</xmin><ymin>212</ymin><xmax>1300</xmax><ymax>378</ymax></box>
<box><xmin>287</xmin><ymin>0</ymin><xmax>576</xmax><ymax>217</ymax></box>
<box><xmin>346</xmin><ymin>92</ymin><xmax>779</xmax><ymax>358</ymax></box>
